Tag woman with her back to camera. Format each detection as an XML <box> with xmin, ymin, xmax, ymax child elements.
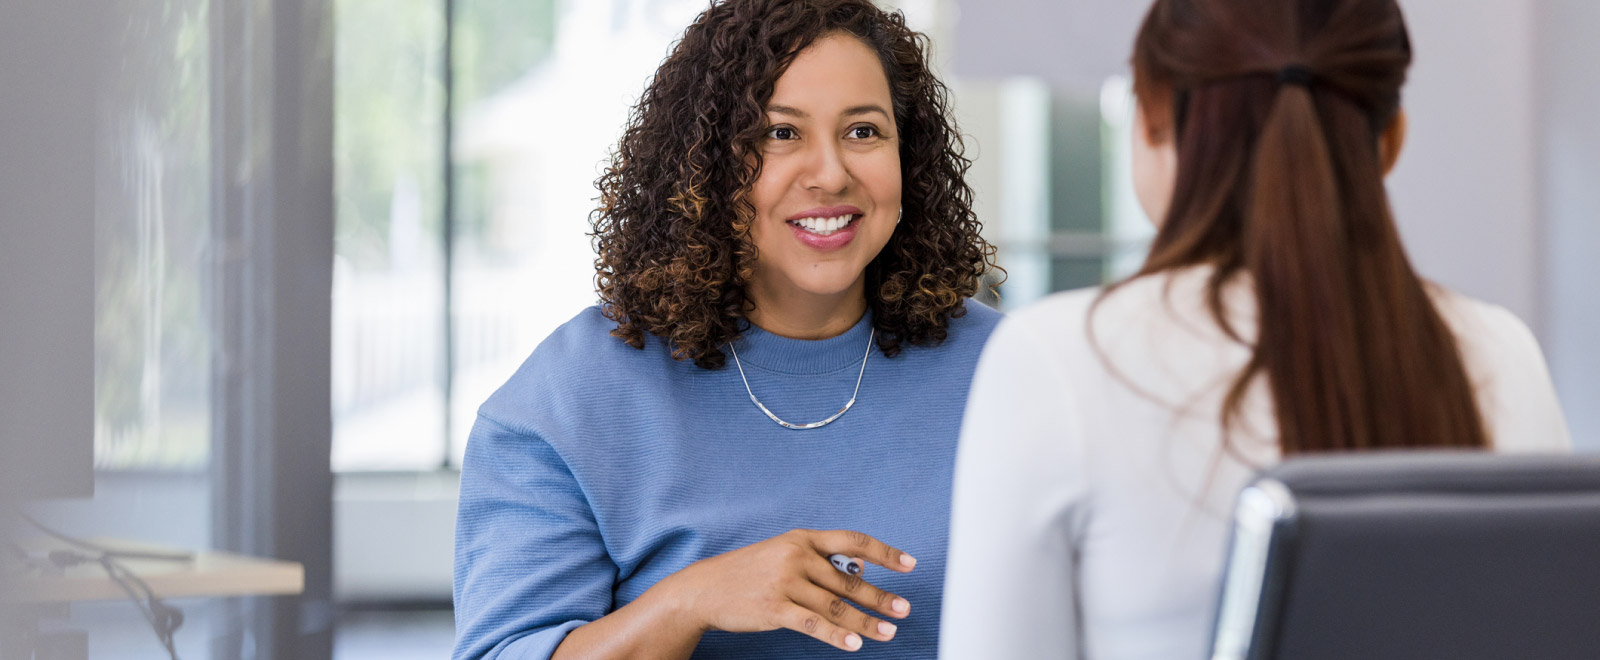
<box><xmin>941</xmin><ymin>0</ymin><xmax>1571</xmax><ymax>658</ymax></box>
<box><xmin>451</xmin><ymin>1</ymin><xmax>1002</xmax><ymax>659</ymax></box>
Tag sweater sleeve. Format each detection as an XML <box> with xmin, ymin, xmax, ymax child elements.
<box><xmin>939</xmin><ymin>314</ymin><xmax>1092</xmax><ymax>660</ymax></box>
<box><xmin>452</xmin><ymin>414</ymin><xmax>616</xmax><ymax>660</ymax></box>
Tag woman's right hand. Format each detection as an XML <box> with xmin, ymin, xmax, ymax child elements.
<box><xmin>650</xmin><ymin>528</ymin><xmax>918</xmax><ymax>652</ymax></box>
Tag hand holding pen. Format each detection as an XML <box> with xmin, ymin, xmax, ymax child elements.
<box><xmin>640</xmin><ymin>528</ymin><xmax>915</xmax><ymax>652</ymax></box>
<box><xmin>829</xmin><ymin>553</ymin><xmax>864</xmax><ymax>576</ymax></box>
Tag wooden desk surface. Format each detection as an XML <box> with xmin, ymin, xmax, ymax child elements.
<box><xmin>2</xmin><ymin>538</ymin><xmax>304</xmax><ymax>604</ymax></box>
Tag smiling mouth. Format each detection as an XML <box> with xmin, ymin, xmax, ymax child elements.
<box><xmin>787</xmin><ymin>214</ymin><xmax>861</xmax><ymax>237</ymax></box>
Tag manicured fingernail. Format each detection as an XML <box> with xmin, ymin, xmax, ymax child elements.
<box><xmin>892</xmin><ymin>598</ymin><xmax>910</xmax><ymax>614</ymax></box>
<box><xmin>845</xmin><ymin>633</ymin><xmax>863</xmax><ymax>650</ymax></box>
<box><xmin>878</xmin><ymin>621</ymin><xmax>898</xmax><ymax>638</ymax></box>
<box><xmin>899</xmin><ymin>553</ymin><xmax>916</xmax><ymax>569</ymax></box>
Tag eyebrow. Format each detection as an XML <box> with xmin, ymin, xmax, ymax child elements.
<box><xmin>766</xmin><ymin>105</ymin><xmax>808</xmax><ymax>118</ymax></box>
<box><xmin>842</xmin><ymin>104</ymin><xmax>891</xmax><ymax>119</ymax></box>
<box><xmin>765</xmin><ymin>104</ymin><xmax>891</xmax><ymax>120</ymax></box>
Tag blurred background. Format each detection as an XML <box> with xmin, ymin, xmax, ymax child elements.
<box><xmin>2</xmin><ymin>0</ymin><xmax>1595</xmax><ymax>658</ymax></box>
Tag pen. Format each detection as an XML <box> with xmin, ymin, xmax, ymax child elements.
<box><xmin>828</xmin><ymin>553</ymin><xmax>862</xmax><ymax>575</ymax></box>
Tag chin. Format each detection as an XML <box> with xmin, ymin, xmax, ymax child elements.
<box><xmin>786</xmin><ymin>267</ymin><xmax>867</xmax><ymax>298</ymax></box>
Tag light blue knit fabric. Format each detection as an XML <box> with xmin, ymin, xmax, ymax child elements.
<box><xmin>452</xmin><ymin>302</ymin><xmax>1001</xmax><ymax>660</ymax></box>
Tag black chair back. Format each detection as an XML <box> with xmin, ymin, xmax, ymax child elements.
<box><xmin>1210</xmin><ymin>452</ymin><xmax>1600</xmax><ymax>660</ymax></box>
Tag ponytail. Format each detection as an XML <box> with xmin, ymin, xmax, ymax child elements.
<box><xmin>1126</xmin><ymin>0</ymin><xmax>1489</xmax><ymax>454</ymax></box>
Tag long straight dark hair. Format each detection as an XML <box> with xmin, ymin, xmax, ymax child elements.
<box><xmin>1122</xmin><ymin>0</ymin><xmax>1489</xmax><ymax>453</ymax></box>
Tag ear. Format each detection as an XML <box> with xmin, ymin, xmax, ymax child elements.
<box><xmin>1135</xmin><ymin>98</ymin><xmax>1171</xmax><ymax>148</ymax></box>
<box><xmin>1379</xmin><ymin>108</ymin><xmax>1408</xmax><ymax>175</ymax></box>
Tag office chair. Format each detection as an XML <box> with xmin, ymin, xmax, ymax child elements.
<box><xmin>1209</xmin><ymin>451</ymin><xmax>1600</xmax><ymax>660</ymax></box>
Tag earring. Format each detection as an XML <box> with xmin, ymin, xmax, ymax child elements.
<box><xmin>897</xmin><ymin>207</ymin><xmax>903</xmax><ymax>225</ymax></box>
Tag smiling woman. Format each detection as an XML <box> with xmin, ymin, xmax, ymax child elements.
<box><xmin>450</xmin><ymin>1</ymin><xmax>1002</xmax><ymax>659</ymax></box>
<box><xmin>745</xmin><ymin>33</ymin><xmax>904</xmax><ymax>340</ymax></box>
<box><xmin>590</xmin><ymin>0</ymin><xmax>994</xmax><ymax>368</ymax></box>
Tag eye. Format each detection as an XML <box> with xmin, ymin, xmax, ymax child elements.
<box><xmin>766</xmin><ymin>126</ymin><xmax>798</xmax><ymax>141</ymax></box>
<box><xmin>847</xmin><ymin>126</ymin><xmax>879</xmax><ymax>139</ymax></box>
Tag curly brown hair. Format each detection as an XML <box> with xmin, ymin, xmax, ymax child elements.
<box><xmin>591</xmin><ymin>0</ymin><xmax>997</xmax><ymax>369</ymax></box>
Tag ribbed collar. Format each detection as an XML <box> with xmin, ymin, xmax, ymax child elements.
<box><xmin>729</xmin><ymin>311</ymin><xmax>877</xmax><ymax>375</ymax></box>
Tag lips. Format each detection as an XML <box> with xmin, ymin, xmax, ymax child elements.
<box><xmin>785</xmin><ymin>206</ymin><xmax>865</xmax><ymax>252</ymax></box>
<box><xmin>786</xmin><ymin>205</ymin><xmax>864</xmax><ymax>223</ymax></box>
<box><xmin>789</xmin><ymin>213</ymin><xmax>857</xmax><ymax>236</ymax></box>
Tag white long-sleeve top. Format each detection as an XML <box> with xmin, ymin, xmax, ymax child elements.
<box><xmin>939</xmin><ymin>266</ymin><xmax>1572</xmax><ymax>660</ymax></box>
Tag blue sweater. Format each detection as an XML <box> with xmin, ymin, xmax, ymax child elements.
<box><xmin>453</xmin><ymin>302</ymin><xmax>1001</xmax><ymax>660</ymax></box>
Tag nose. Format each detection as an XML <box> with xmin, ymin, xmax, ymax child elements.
<box><xmin>797</xmin><ymin>138</ymin><xmax>852</xmax><ymax>195</ymax></box>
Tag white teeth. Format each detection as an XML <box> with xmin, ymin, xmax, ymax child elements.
<box><xmin>792</xmin><ymin>214</ymin><xmax>854</xmax><ymax>236</ymax></box>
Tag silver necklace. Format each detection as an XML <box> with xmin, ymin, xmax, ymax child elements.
<box><xmin>728</xmin><ymin>328</ymin><xmax>876</xmax><ymax>430</ymax></box>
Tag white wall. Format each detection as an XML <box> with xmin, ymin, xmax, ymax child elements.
<box><xmin>950</xmin><ymin>0</ymin><xmax>1148</xmax><ymax>91</ymax></box>
<box><xmin>1386</xmin><ymin>0</ymin><xmax>1540</xmax><ymax>324</ymax></box>
<box><xmin>1538</xmin><ymin>0</ymin><xmax>1600</xmax><ymax>448</ymax></box>
<box><xmin>335</xmin><ymin>473</ymin><xmax>459</xmax><ymax>601</ymax></box>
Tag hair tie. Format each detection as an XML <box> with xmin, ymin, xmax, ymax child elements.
<box><xmin>1277</xmin><ymin>64</ymin><xmax>1315</xmax><ymax>88</ymax></box>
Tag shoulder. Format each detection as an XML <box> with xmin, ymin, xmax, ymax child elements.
<box><xmin>955</xmin><ymin>289</ymin><xmax>1103</xmax><ymax>416</ymax></box>
<box><xmin>477</xmin><ymin>305</ymin><xmax>670</xmax><ymax>431</ymax></box>
<box><xmin>893</xmin><ymin>299</ymin><xmax>1005</xmax><ymax>369</ymax></box>
<box><xmin>539</xmin><ymin>304</ymin><xmax>645</xmax><ymax>360</ymax></box>
<box><xmin>1427</xmin><ymin>286</ymin><xmax>1547</xmax><ymax>375</ymax></box>
<box><xmin>1429</xmin><ymin>287</ymin><xmax>1570</xmax><ymax>451</ymax></box>
<box><xmin>507</xmin><ymin>305</ymin><xmax>641</xmax><ymax>384</ymax></box>
<box><xmin>1000</xmin><ymin>269</ymin><xmax>1210</xmax><ymax>340</ymax></box>
<box><xmin>947</xmin><ymin>298</ymin><xmax>1005</xmax><ymax>341</ymax></box>
<box><xmin>1001</xmin><ymin>287</ymin><xmax>1102</xmax><ymax>337</ymax></box>
<box><xmin>1429</xmin><ymin>287</ymin><xmax>1552</xmax><ymax>393</ymax></box>
<box><xmin>1430</xmin><ymin>288</ymin><xmax>1541</xmax><ymax>358</ymax></box>
<box><xmin>981</xmin><ymin>270</ymin><xmax>1255</xmax><ymax>410</ymax></box>
<box><xmin>981</xmin><ymin>285</ymin><xmax>1113</xmax><ymax>370</ymax></box>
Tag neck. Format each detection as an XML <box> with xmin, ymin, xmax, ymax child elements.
<box><xmin>745</xmin><ymin>276</ymin><xmax>868</xmax><ymax>341</ymax></box>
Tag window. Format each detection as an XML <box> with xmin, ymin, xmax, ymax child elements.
<box><xmin>332</xmin><ymin>0</ymin><xmax>448</xmax><ymax>471</ymax></box>
<box><xmin>31</xmin><ymin>0</ymin><xmax>336</xmax><ymax>656</ymax></box>
<box><xmin>446</xmin><ymin>0</ymin><xmax>713</xmax><ymax>464</ymax></box>
<box><xmin>332</xmin><ymin>0</ymin><xmax>708</xmax><ymax>471</ymax></box>
<box><xmin>958</xmin><ymin>74</ymin><xmax>1154</xmax><ymax>310</ymax></box>
<box><xmin>94</xmin><ymin>0</ymin><xmax>213</xmax><ymax>471</ymax></box>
